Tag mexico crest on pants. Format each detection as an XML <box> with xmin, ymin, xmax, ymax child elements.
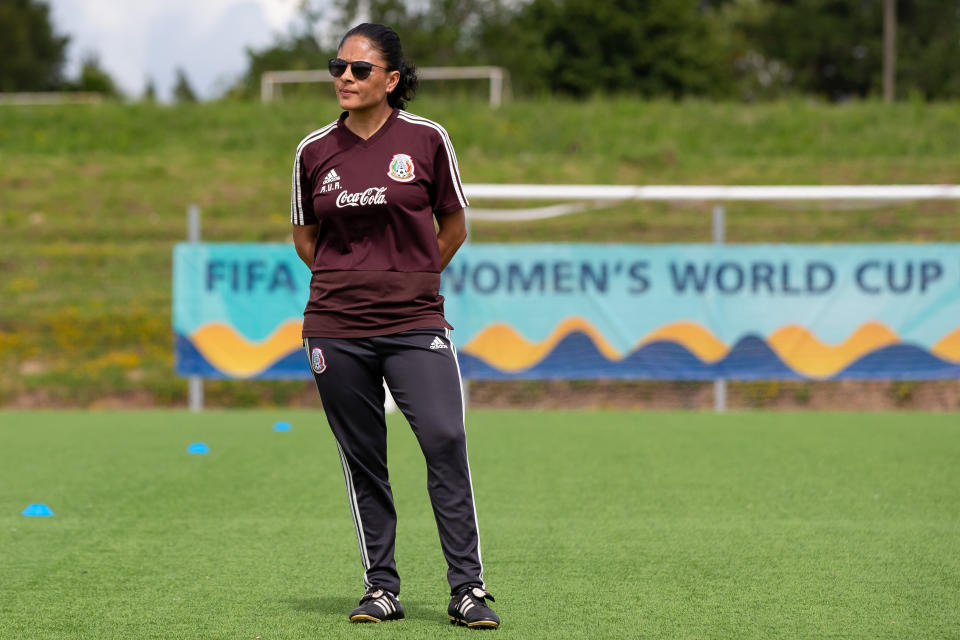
<box><xmin>311</xmin><ymin>347</ymin><xmax>327</xmax><ymax>374</ymax></box>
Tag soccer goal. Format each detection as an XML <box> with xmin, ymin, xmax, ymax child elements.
<box><xmin>260</xmin><ymin>66</ymin><xmax>510</xmax><ymax>107</ymax></box>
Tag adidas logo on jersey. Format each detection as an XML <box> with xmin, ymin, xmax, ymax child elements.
<box><xmin>430</xmin><ymin>336</ymin><xmax>447</xmax><ymax>350</ymax></box>
<box><xmin>319</xmin><ymin>168</ymin><xmax>341</xmax><ymax>194</ymax></box>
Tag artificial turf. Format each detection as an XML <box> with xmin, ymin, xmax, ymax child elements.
<box><xmin>1</xmin><ymin>410</ymin><xmax>958</xmax><ymax>639</ymax></box>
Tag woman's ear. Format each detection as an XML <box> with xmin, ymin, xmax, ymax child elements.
<box><xmin>386</xmin><ymin>70</ymin><xmax>400</xmax><ymax>94</ymax></box>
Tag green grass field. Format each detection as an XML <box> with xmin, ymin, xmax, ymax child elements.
<box><xmin>2</xmin><ymin>410</ymin><xmax>958</xmax><ymax>639</ymax></box>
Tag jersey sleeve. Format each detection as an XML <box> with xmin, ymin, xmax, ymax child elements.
<box><xmin>430</xmin><ymin>128</ymin><xmax>469</xmax><ymax>216</ymax></box>
<box><xmin>290</xmin><ymin>149</ymin><xmax>317</xmax><ymax>226</ymax></box>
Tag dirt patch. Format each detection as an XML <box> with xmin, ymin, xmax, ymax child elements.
<box><xmin>87</xmin><ymin>391</ymin><xmax>159</xmax><ymax>410</ymax></box>
<box><xmin>2</xmin><ymin>380</ymin><xmax>959</xmax><ymax>411</ymax></box>
<box><xmin>5</xmin><ymin>390</ymin><xmax>58</xmax><ymax>409</ymax></box>
<box><xmin>18</xmin><ymin>359</ymin><xmax>48</xmax><ymax>375</ymax></box>
<box><xmin>466</xmin><ymin>380</ymin><xmax>960</xmax><ymax>411</ymax></box>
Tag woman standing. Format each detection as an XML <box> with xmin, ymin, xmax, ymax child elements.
<box><xmin>290</xmin><ymin>23</ymin><xmax>500</xmax><ymax>629</ymax></box>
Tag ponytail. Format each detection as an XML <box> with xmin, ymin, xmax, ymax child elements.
<box><xmin>390</xmin><ymin>60</ymin><xmax>419</xmax><ymax>110</ymax></box>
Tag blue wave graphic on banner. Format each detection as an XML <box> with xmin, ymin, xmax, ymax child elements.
<box><xmin>840</xmin><ymin>345</ymin><xmax>960</xmax><ymax>380</ymax></box>
<box><xmin>454</xmin><ymin>331</ymin><xmax>960</xmax><ymax>380</ymax></box>
<box><xmin>175</xmin><ymin>334</ymin><xmax>309</xmax><ymax>379</ymax></box>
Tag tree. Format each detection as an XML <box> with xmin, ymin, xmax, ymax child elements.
<box><xmin>331</xmin><ymin>0</ymin><xmax>734</xmax><ymax>98</ymax></box>
<box><xmin>742</xmin><ymin>0</ymin><xmax>883</xmax><ymax>100</ymax></box>
<box><xmin>895</xmin><ymin>0</ymin><xmax>960</xmax><ymax>99</ymax></box>
<box><xmin>228</xmin><ymin>33</ymin><xmax>325</xmax><ymax>99</ymax></box>
<box><xmin>143</xmin><ymin>77</ymin><xmax>157</xmax><ymax>102</ymax></box>
<box><xmin>486</xmin><ymin>0</ymin><xmax>734</xmax><ymax>98</ymax></box>
<box><xmin>173</xmin><ymin>67</ymin><xmax>198</xmax><ymax>103</ymax></box>
<box><xmin>66</xmin><ymin>52</ymin><xmax>121</xmax><ymax>97</ymax></box>
<box><xmin>0</xmin><ymin>0</ymin><xmax>69</xmax><ymax>91</ymax></box>
<box><xmin>332</xmin><ymin>0</ymin><xmax>504</xmax><ymax>67</ymax></box>
<box><xmin>739</xmin><ymin>0</ymin><xmax>960</xmax><ymax>100</ymax></box>
<box><xmin>239</xmin><ymin>0</ymin><xmax>732</xmax><ymax>100</ymax></box>
<box><xmin>223</xmin><ymin>0</ymin><xmax>330</xmax><ymax>99</ymax></box>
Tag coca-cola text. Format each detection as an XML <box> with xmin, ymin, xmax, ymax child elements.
<box><xmin>336</xmin><ymin>187</ymin><xmax>388</xmax><ymax>208</ymax></box>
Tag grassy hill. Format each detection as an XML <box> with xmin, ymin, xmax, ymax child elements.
<box><xmin>1</xmin><ymin>97</ymin><xmax>959</xmax><ymax>407</ymax></box>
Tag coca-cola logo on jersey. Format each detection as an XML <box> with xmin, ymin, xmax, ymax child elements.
<box><xmin>335</xmin><ymin>187</ymin><xmax>388</xmax><ymax>208</ymax></box>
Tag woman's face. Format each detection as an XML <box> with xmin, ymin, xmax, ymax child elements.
<box><xmin>335</xmin><ymin>36</ymin><xmax>399</xmax><ymax>113</ymax></box>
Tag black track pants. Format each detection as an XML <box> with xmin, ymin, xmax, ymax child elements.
<box><xmin>305</xmin><ymin>327</ymin><xmax>485</xmax><ymax>596</ymax></box>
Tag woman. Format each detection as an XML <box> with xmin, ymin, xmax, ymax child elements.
<box><xmin>290</xmin><ymin>23</ymin><xmax>500</xmax><ymax>629</ymax></box>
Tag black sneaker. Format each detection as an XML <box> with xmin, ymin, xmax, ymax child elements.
<box><xmin>448</xmin><ymin>587</ymin><xmax>500</xmax><ymax>629</ymax></box>
<box><xmin>349</xmin><ymin>588</ymin><xmax>404</xmax><ymax>623</ymax></box>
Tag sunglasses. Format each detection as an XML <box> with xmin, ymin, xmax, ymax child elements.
<box><xmin>328</xmin><ymin>58</ymin><xmax>389</xmax><ymax>81</ymax></box>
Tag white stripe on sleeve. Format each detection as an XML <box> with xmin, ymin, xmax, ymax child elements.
<box><xmin>397</xmin><ymin>112</ymin><xmax>468</xmax><ymax>210</ymax></box>
<box><xmin>290</xmin><ymin>121</ymin><xmax>337</xmax><ymax>225</ymax></box>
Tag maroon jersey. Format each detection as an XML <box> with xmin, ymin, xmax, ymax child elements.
<box><xmin>291</xmin><ymin>108</ymin><xmax>468</xmax><ymax>337</ymax></box>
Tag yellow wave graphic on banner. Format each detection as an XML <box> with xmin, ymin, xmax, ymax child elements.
<box><xmin>635</xmin><ymin>322</ymin><xmax>729</xmax><ymax>363</ymax></box>
<box><xmin>462</xmin><ymin>317</ymin><xmax>621</xmax><ymax>372</ymax></box>
<box><xmin>932</xmin><ymin>328</ymin><xmax>960</xmax><ymax>363</ymax></box>
<box><xmin>190</xmin><ymin>320</ymin><xmax>303</xmax><ymax>378</ymax></box>
<box><xmin>463</xmin><ymin>319</ymin><xmax>734</xmax><ymax>371</ymax></box>
<box><xmin>767</xmin><ymin>322</ymin><xmax>899</xmax><ymax>378</ymax></box>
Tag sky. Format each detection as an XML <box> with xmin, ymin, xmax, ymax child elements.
<box><xmin>46</xmin><ymin>0</ymin><xmax>313</xmax><ymax>100</ymax></box>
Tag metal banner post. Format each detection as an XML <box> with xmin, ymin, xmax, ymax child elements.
<box><xmin>187</xmin><ymin>204</ymin><xmax>204</xmax><ymax>412</ymax></box>
<box><xmin>713</xmin><ymin>205</ymin><xmax>727</xmax><ymax>413</ymax></box>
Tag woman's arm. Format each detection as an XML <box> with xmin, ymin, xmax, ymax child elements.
<box><xmin>293</xmin><ymin>224</ymin><xmax>319</xmax><ymax>268</ymax></box>
<box><xmin>436</xmin><ymin>209</ymin><xmax>467</xmax><ymax>270</ymax></box>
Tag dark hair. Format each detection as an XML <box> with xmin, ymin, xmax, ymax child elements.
<box><xmin>339</xmin><ymin>23</ymin><xmax>418</xmax><ymax>110</ymax></box>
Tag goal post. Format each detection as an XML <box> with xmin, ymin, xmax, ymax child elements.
<box><xmin>461</xmin><ymin>184</ymin><xmax>960</xmax><ymax>220</ymax></box>
<box><xmin>261</xmin><ymin>66</ymin><xmax>510</xmax><ymax>107</ymax></box>
<box><xmin>463</xmin><ymin>183</ymin><xmax>960</xmax><ymax>203</ymax></box>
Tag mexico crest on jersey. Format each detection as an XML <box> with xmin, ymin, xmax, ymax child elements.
<box><xmin>387</xmin><ymin>153</ymin><xmax>415</xmax><ymax>182</ymax></box>
<box><xmin>311</xmin><ymin>347</ymin><xmax>326</xmax><ymax>374</ymax></box>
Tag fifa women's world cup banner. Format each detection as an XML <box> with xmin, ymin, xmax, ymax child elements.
<box><xmin>173</xmin><ymin>243</ymin><xmax>960</xmax><ymax>380</ymax></box>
